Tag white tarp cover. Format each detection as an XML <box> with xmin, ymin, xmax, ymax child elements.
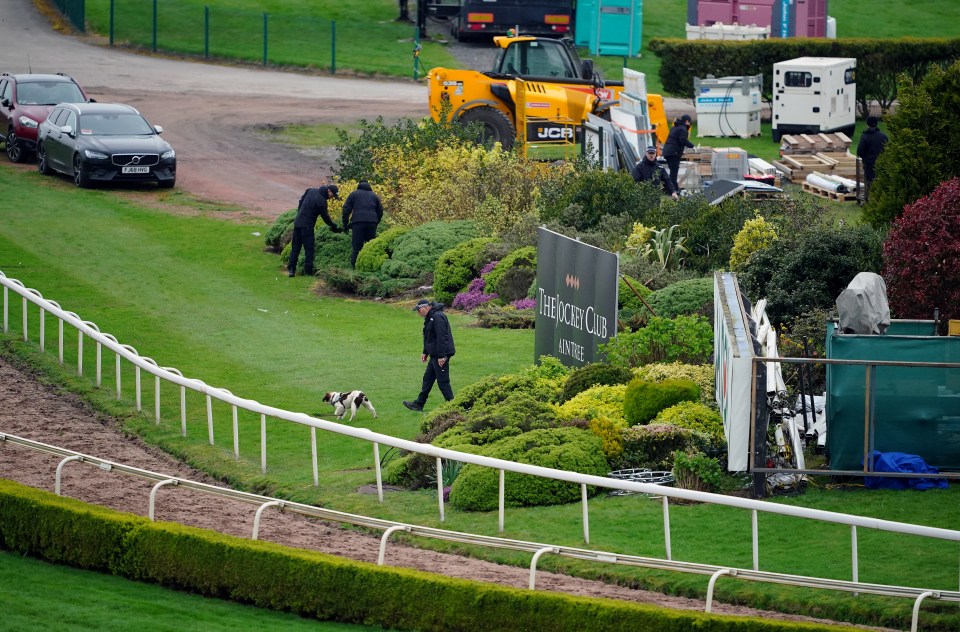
<box><xmin>836</xmin><ymin>272</ymin><xmax>890</xmax><ymax>335</ymax></box>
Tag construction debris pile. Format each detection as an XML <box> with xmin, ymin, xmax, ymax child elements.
<box><xmin>771</xmin><ymin>133</ymin><xmax>862</xmax><ymax>201</ymax></box>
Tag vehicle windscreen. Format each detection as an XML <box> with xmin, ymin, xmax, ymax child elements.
<box><xmin>79</xmin><ymin>112</ymin><xmax>155</xmax><ymax>135</ymax></box>
<box><xmin>17</xmin><ymin>81</ymin><xmax>85</xmax><ymax>105</ymax></box>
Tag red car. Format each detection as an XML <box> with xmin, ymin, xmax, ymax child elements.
<box><xmin>0</xmin><ymin>72</ymin><xmax>91</xmax><ymax>163</ymax></box>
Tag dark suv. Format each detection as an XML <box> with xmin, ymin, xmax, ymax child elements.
<box><xmin>0</xmin><ymin>72</ymin><xmax>91</xmax><ymax>163</ymax></box>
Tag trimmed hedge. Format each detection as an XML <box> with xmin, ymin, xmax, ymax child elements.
<box><xmin>0</xmin><ymin>480</ymin><xmax>854</xmax><ymax>631</ymax></box>
<box><xmin>433</xmin><ymin>237</ymin><xmax>497</xmax><ymax>304</ymax></box>
<box><xmin>355</xmin><ymin>225</ymin><xmax>410</xmax><ymax>275</ymax></box>
<box><xmin>623</xmin><ymin>378</ymin><xmax>700</xmax><ymax>426</ymax></box>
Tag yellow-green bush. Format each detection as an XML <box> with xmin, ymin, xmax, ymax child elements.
<box><xmin>555</xmin><ymin>383</ymin><xmax>627</xmax><ymax>426</ymax></box>
<box><xmin>373</xmin><ymin>141</ymin><xmax>565</xmax><ymax>236</ymax></box>
<box><xmin>730</xmin><ymin>215</ymin><xmax>778</xmax><ymax>271</ymax></box>
<box><xmin>623</xmin><ymin>378</ymin><xmax>700</xmax><ymax>425</ymax></box>
<box><xmin>589</xmin><ymin>416</ymin><xmax>625</xmax><ymax>460</ymax></box>
<box><xmin>654</xmin><ymin>401</ymin><xmax>724</xmax><ymax>441</ymax></box>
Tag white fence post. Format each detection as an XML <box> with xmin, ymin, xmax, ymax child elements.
<box><xmin>260</xmin><ymin>413</ymin><xmax>267</xmax><ymax>473</ymax></box>
<box><xmin>498</xmin><ymin>468</ymin><xmax>505</xmax><ymax>533</ymax></box>
<box><xmin>581</xmin><ymin>483</ymin><xmax>589</xmax><ymax>544</ymax></box>
<box><xmin>436</xmin><ymin>457</ymin><xmax>444</xmax><ymax>522</ymax></box>
<box><xmin>39</xmin><ymin>307</ymin><xmax>45</xmax><ymax>350</ymax></box>
<box><xmin>373</xmin><ymin>442</ymin><xmax>384</xmax><ymax>503</ymax></box>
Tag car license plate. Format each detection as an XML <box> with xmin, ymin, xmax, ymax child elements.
<box><xmin>122</xmin><ymin>166</ymin><xmax>150</xmax><ymax>174</ymax></box>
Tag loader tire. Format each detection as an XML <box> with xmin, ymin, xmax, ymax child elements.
<box><xmin>458</xmin><ymin>107</ymin><xmax>516</xmax><ymax>151</ymax></box>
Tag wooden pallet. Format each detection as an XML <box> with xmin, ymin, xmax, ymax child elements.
<box><xmin>779</xmin><ymin>132</ymin><xmax>852</xmax><ymax>155</ymax></box>
<box><xmin>801</xmin><ymin>181</ymin><xmax>858</xmax><ymax>201</ymax></box>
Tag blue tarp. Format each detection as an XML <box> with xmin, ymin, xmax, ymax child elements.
<box><xmin>863</xmin><ymin>451</ymin><xmax>948</xmax><ymax>490</ymax></box>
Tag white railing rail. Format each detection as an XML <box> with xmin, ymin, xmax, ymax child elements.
<box><xmin>1</xmin><ymin>431</ymin><xmax>957</xmax><ymax>632</ymax></box>
<box><xmin>3</xmin><ymin>270</ymin><xmax>960</xmax><ymax>614</ymax></box>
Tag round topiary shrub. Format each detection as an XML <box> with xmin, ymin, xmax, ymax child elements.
<box><xmin>355</xmin><ymin>226</ymin><xmax>410</xmax><ymax>275</ymax></box>
<box><xmin>382</xmin><ymin>220</ymin><xmax>478</xmax><ymax>281</ymax></box>
<box><xmin>485</xmin><ymin>246</ymin><xmax>536</xmax><ymax>298</ymax></box>
<box><xmin>623</xmin><ymin>378</ymin><xmax>700</xmax><ymax>425</ymax></box>
<box><xmin>559</xmin><ymin>362</ymin><xmax>634</xmax><ymax>403</ymax></box>
<box><xmin>632</xmin><ymin>362</ymin><xmax>716</xmax><ymax>407</ymax></box>
<box><xmin>654</xmin><ymin>401</ymin><xmax>724</xmax><ymax>441</ymax></box>
<box><xmin>448</xmin><ymin>427</ymin><xmax>608</xmax><ymax>511</ymax></box>
<box><xmin>646</xmin><ymin>277</ymin><xmax>714</xmax><ymax>320</ymax></box>
<box><xmin>433</xmin><ymin>237</ymin><xmax>497</xmax><ymax>304</ymax></box>
<box><xmin>618</xmin><ymin>275</ymin><xmax>651</xmax><ymax>311</ymax></box>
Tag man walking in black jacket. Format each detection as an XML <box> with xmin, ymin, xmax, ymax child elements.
<box><xmin>288</xmin><ymin>183</ymin><xmax>340</xmax><ymax>277</ymax></box>
<box><xmin>661</xmin><ymin>114</ymin><xmax>695</xmax><ymax>193</ymax></box>
<box><xmin>404</xmin><ymin>299</ymin><xmax>456</xmax><ymax>411</ymax></box>
<box><xmin>341</xmin><ymin>180</ymin><xmax>384</xmax><ymax>268</ymax></box>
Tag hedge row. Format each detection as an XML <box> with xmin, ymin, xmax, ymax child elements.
<box><xmin>0</xmin><ymin>480</ymin><xmax>857</xmax><ymax>632</ymax></box>
<box><xmin>648</xmin><ymin>37</ymin><xmax>960</xmax><ymax>115</ymax></box>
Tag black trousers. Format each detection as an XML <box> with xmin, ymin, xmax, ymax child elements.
<box><xmin>664</xmin><ymin>155</ymin><xmax>681</xmax><ymax>192</ymax></box>
<box><xmin>416</xmin><ymin>356</ymin><xmax>453</xmax><ymax>405</ymax></box>
<box><xmin>350</xmin><ymin>222</ymin><xmax>378</xmax><ymax>268</ymax></box>
<box><xmin>288</xmin><ymin>226</ymin><xmax>315</xmax><ymax>275</ymax></box>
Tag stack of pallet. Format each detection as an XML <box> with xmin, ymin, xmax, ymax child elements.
<box><xmin>683</xmin><ymin>147</ymin><xmax>714</xmax><ymax>179</ymax></box>
<box><xmin>772</xmin><ymin>133</ymin><xmax>860</xmax><ymax>182</ymax></box>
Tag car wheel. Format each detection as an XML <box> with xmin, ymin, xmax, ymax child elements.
<box><xmin>37</xmin><ymin>143</ymin><xmax>52</xmax><ymax>175</ymax></box>
<box><xmin>6</xmin><ymin>130</ymin><xmax>25</xmax><ymax>163</ymax></box>
<box><xmin>73</xmin><ymin>153</ymin><xmax>91</xmax><ymax>188</ymax></box>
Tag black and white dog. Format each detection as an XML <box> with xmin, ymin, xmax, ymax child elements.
<box><xmin>322</xmin><ymin>391</ymin><xmax>377</xmax><ymax>422</ymax></box>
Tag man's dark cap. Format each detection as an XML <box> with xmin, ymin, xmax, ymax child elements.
<box><xmin>866</xmin><ymin>116</ymin><xmax>878</xmax><ymax>127</ymax></box>
<box><xmin>327</xmin><ymin>184</ymin><xmax>340</xmax><ymax>199</ymax></box>
<box><xmin>680</xmin><ymin>114</ymin><xmax>692</xmax><ymax>123</ymax></box>
<box><xmin>646</xmin><ymin>145</ymin><xmax>657</xmax><ymax>153</ymax></box>
<box><xmin>413</xmin><ymin>299</ymin><xmax>431</xmax><ymax>311</ymax></box>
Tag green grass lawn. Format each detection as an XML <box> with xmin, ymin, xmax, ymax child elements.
<box><xmin>2</xmin><ymin>162</ymin><xmax>960</xmax><ymax>630</ymax></box>
<box><xmin>0</xmin><ymin>550</ymin><xmax>389</xmax><ymax>631</ymax></box>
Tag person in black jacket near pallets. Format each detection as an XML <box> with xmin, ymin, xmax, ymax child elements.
<box><xmin>856</xmin><ymin>116</ymin><xmax>889</xmax><ymax>199</ymax></box>
<box><xmin>661</xmin><ymin>114</ymin><xmax>695</xmax><ymax>194</ymax></box>
<box><xmin>403</xmin><ymin>299</ymin><xmax>456</xmax><ymax>411</ymax></box>
<box><xmin>632</xmin><ymin>146</ymin><xmax>679</xmax><ymax>200</ymax></box>
<box><xmin>341</xmin><ymin>180</ymin><xmax>384</xmax><ymax>268</ymax></box>
<box><xmin>288</xmin><ymin>183</ymin><xmax>340</xmax><ymax>277</ymax></box>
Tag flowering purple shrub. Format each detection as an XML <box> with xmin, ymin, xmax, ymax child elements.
<box><xmin>453</xmin><ymin>277</ymin><xmax>498</xmax><ymax>311</ymax></box>
<box><xmin>453</xmin><ymin>260</ymin><xmax>501</xmax><ymax>312</ymax></box>
<box><xmin>511</xmin><ymin>298</ymin><xmax>536</xmax><ymax>310</ymax></box>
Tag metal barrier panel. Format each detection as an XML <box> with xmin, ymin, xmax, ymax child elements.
<box><xmin>52</xmin><ymin>0</ymin><xmax>85</xmax><ymax>33</ymax></box>
<box><xmin>826</xmin><ymin>321</ymin><xmax>960</xmax><ymax>470</ymax></box>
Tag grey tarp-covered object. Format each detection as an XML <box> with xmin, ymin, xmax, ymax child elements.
<box><xmin>836</xmin><ymin>272</ymin><xmax>890</xmax><ymax>335</ymax></box>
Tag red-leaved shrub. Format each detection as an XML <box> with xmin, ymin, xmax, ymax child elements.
<box><xmin>882</xmin><ymin>178</ymin><xmax>960</xmax><ymax>326</ymax></box>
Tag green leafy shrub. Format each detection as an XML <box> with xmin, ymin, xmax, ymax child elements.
<box><xmin>730</xmin><ymin>215</ymin><xmax>778</xmax><ymax>271</ymax></box>
<box><xmin>473</xmin><ymin>304</ymin><xmax>536</xmax><ymax>329</ymax></box>
<box><xmin>618</xmin><ymin>275</ymin><xmax>651</xmax><ymax>311</ymax></box>
<box><xmin>601</xmin><ymin>315</ymin><xmax>713</xmax><ymax>368</ymax></box>
<box><xmin>559</xmin><ymin>362</ymin><xmax>634</xmax><ymax>403</ymax></box>
<box><xmin>739</xmin><ymin>225</ymin><xmax>883</xmax><ymax>327</ymax></box>
<box><xmin>433</xmin><ymin>237</ymin><xmax>497</xmax><ymax>304</ymax></box>
<box><xmin>448</xmin><ymin>427</ymin><xmax>608</xmax><ymax>511</ymax></box>
<box><xmin>382</xmin><ymin>220</ymin><xmax>478</xmax><ymax>281</ymax></box>
<box><xmin>355</xmin><ymin>226</ymin><xmax>410</xmax><ymax>275</ymax></box>
<box><xmin>461</xmin><ymin>392</ymin><xmax>561</xmax><ymax>446</ymax></box>
<box><xmin>864</xmin><ymin>60</ymin><xmax>960</xmax><ymax>228</ymax></box>
<box><xmin>264</xmin><ymin>209</ymin><xmax>296</xmax><ymax>252</ymax></box>
<box><xmin>623</xmin><ymin>378</ymin><xmax>700</xmax><ymax>426</ymax></box>
<box><xmin>672</xmin><ymin>450</ymin><xmax>724</xmax><ymax>493</ymax></box>
<box><xmin>538</xmin><ymin>160</ymin><xmax>659</xmax><ymax>231</ymax></box>
<box><xmin>615</xmin><ymin>423</ymin><xmax>710</xmax><ymax>471</ymax></box>
<box><xmin>555</xmin><ymin>384</ymin><xmax>628</xmax><ymax>426</ymax></box>
<box><xmin>646</xmin><ymin>277</ymin><xmax>713</xmax><ymax>320</ymax></box>
<box><xmin>882</xmin><ymin>178</ymin><xmax>960</xmax><ymax>326</ymax></box>
<box><xmin>484</xmin><ymin>247</ymin><xmax>536</xmax><ymax>299</ymax></box>
<box><xmin>632</xmin><ymin>362</ymin><xmax>716</xmax><ymax>407</ymax></box>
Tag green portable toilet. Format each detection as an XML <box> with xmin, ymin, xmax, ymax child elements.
<box><xmin>583</xmin><ymin>0</ymin><xmax>643</xmax><ymax>57</ymax></box>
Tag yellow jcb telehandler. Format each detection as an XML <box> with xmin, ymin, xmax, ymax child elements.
<box><xmin>426</xmin><ymin>36</ymin><xmax>668</xmax><ymax>152</ymax></box>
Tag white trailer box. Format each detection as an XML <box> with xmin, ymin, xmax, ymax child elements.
<box><xmin>772</xmin><ymin>57</ymin><xmax>856</xmax><ymax>141</ymax></box>
<box><xmin>694</xmin><ymin>74</ymin><xmax>762</xmax><ymax>138</ymax></box>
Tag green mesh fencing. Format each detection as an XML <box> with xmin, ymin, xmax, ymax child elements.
<box><xmin>826</xmin><ymin>321</ymin><xmax>960</xmax><ymax>471</ymax></box>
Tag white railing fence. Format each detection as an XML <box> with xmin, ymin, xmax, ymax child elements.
<box><xmin>1</xmin><ymin>431</ymin><xmax>958</xmax><ymax>632</ymax></box>
<box><xmin>3</xmin><ymin>270</ymin><xmax>960</xmax><ymax>628</ymax></box>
